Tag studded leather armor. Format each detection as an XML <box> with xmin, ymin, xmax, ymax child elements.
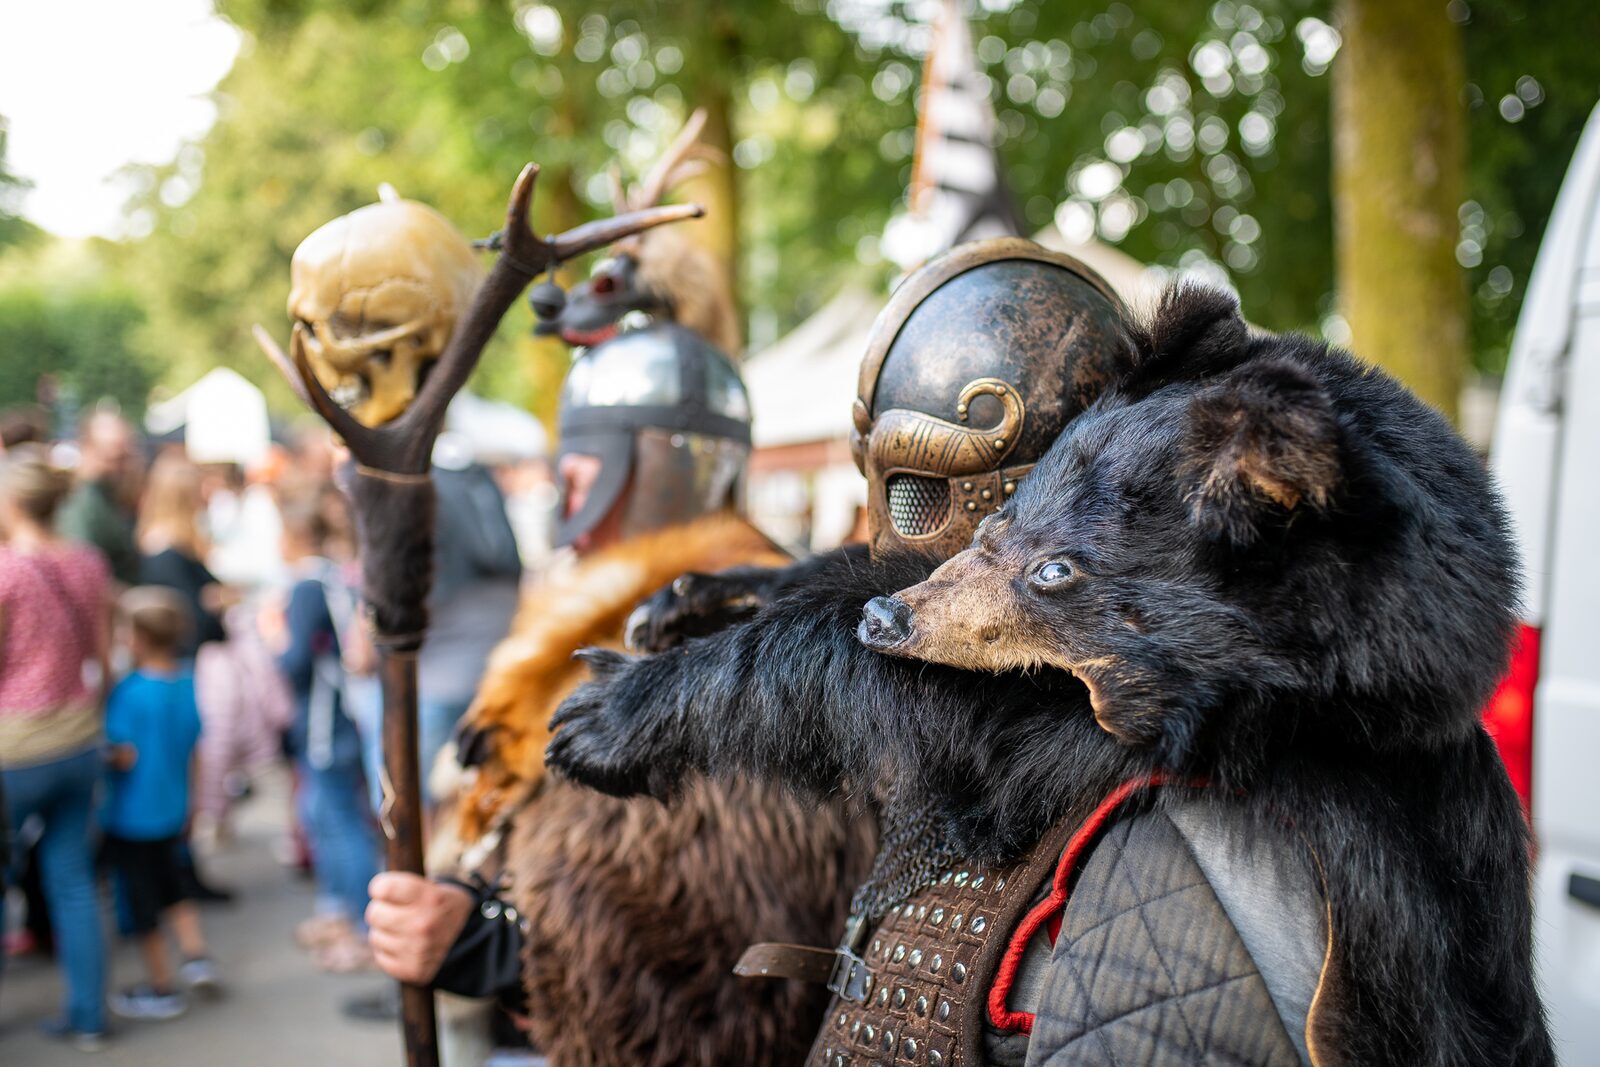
<box><xmin>803</xmin><ymin>817</ymin><xmax>1080</xmax><ymax>1067</ymax></box>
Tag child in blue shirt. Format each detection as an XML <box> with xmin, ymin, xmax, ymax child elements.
<box><xmin>102</xmin><ymin>587</ymin><xmax>220</xmax><ymax>1020</ymax></box>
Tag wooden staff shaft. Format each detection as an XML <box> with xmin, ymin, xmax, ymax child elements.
<box><xmin>344</xmin><ymin>466</ymin><xmax>438</xmax><ymax>1066</ymax></box>
<box><xmin>378</xmin><ymin>648</ymin><xmax>437</xmax><ymax>1067</ymax></box>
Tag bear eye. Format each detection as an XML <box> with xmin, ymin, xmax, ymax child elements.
<box><xmin>1031</xmin><ymin>559</ymin><xmax>1075</xmax><ymax>587</ymax></box>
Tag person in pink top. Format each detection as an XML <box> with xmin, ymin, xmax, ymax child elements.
<box><xmin>0</xmin><ymin>445</ymin><xmax>113</xmax><ymax>1050</ymax></box>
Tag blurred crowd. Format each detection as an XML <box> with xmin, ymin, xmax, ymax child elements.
<box><xmin>0</xmin><ymin>402</ymin><xmax>540</xmax><ymax>1052</ymax></box>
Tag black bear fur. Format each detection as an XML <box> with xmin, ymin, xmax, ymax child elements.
<box><xmin>548</xmin><ymin>284</ymin><xmax>1552</xmax><ymax>1067</ymax></box>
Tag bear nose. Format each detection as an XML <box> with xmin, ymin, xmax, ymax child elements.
<box><xmin>859</xmin><ymin>596</ymin><xmax>913</xmax><ymax>648</ymax></box>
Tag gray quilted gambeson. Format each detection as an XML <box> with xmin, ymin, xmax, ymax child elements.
<box><xmin>1022</xmin><ymin>800</ymin><xmax>1328</xmax><ymax>1067</ymax></box>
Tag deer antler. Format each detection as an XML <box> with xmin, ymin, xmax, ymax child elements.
<box><xmin>650</xmin><ymin>148</ymin><xmax>724</xmax><ymax>199</ymax></box>
<box><xmin>252</xmin><ymin>324</ymin><xmax>368</xmax><ymax>446</ymax></box>
<box><xmin>256</xmin><ymin>161</ymin><xmax>702</xmax><ymax>474</ymax></box>
<box><xmin>632</xmin><ymin>108</ymin><xmax>710</xmax><ymax>210</ymax></box>
<box><xmin>607</xmin><ymin>163</ymin><xmax>630</xmax><ymax>216</ymax></box>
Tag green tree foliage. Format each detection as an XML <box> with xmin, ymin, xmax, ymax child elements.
<box><xmin>996</xmin><ymin>0</ymin><xmax>1338</xmax><ymax>335</ymax></box>
<box><xmin>0</xmin><ymin>121</ymin><xmax>155</xmax><ymax>415</ymax></box>
<box><xmin>125</xmin><ymin>0</ymin><xmax>910</xmax><ymax>418</ymax></box>
<box><xmin>0</xmin><ymin>116</ymin><xmax>41</xmax><ymax>253</ymax></box>
<box><xmin>123</xmin><ymin>4</ymin><xmax>527</xmax><ymax>412</ymax></box>
<box><xmin>26</xmin><ymin>0</ymin><xmax>1597</xmax><ymax>423</ymax></box>
<box><xmin>841</xmin><ymin>0</ymin><xmax>1597</xmax><ymax>376</ymax></box>
<box><xmin>831</xmin><ymin>0</ymin><xmax>1336</xmax><ymax>334</ymax></box>
<box><xmin>0</xmin><ymin>277</ymin><xmax>156</xmax><ymax>417</ymax></box>
<box><xmin>1460</xmin><ymin>0</ymin><xmax>1600</xmax><ymax>372</ymax></box>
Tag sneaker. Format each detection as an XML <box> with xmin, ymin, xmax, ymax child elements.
<box><xmin>39</xmin><ymin>1016</ymin><xmax>110</xmax><ymax>1052</ymax></box>
<box><xmin>313</xmin><ymin>931</ymin><xmax>375</xmax><ymax>974</ymax></box>
<box><xmin>339</xmin><ymin>986</ymin><xmax>399</xmax><ymax>1022</ymax></box>
<box><xmin>5</xmin><ymin>928</ymin><xmax>40</xmax><ymax>958</ymax></box>
<box><xmin>179</xmin><ymin>956</ymin><xmax>223</xmax><ymax>998</ymax></box>
<box><xmin>294</xmin><ymin>913</ymin><xmax>351</xmax><ymax>949</ymax></box>
<box><xmin>191</xmin><ymin>880</ymin><xmax>236</xmax><ymax>904</ymax></box>
<box><xmin>109</xmin><ymin>984</ymin><xmax>187</xmax><ymax>1021</ymax></box>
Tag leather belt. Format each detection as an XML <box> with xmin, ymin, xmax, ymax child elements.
<box><xmin>733</xmin><ymin>943</ymin><xmax>838</xmax><ymax>985</ymax></box>
<box><xmin>736</xmin><ymin>915</ymin><xmax>874</xmax><ymax>1003</ymax></box>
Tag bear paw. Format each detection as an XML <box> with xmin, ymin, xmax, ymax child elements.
<box><xmin>625</xmin><ymin>571</ymin><xmax>768</xmax><ymax>652</ymax></box>
<box><xmin>546</xmin><ymin>649</ymin><xmax>665</xmax><ymax>798</ymax></box>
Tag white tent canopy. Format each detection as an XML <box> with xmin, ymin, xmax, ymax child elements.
<box><xmin>747</xmin><ymin>286</ymin><xmax>881</xmax><ymax>450</ymax></box>
<box><xmin>146</xmin><ymin>371</ymin><xmax>547</xmax><ymax>469</ymax></box>
<box><xmin>441</xmin><ymin>390</ymin><xmax>548</xmax><ymax>465</ymax></box>
<box><xmin>145</xmin><ymin>366</ymin><xmax>272</xmax><ymax>467</ymax></box>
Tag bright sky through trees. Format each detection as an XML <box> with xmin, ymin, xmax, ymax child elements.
<box><xmin>0</xmin><ymin>0</ymin><xmax>240</xmax><ymax>238</ymax></box>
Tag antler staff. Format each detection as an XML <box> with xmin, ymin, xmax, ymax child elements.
<box><xmin>256</xmin><ymin>163</ymin><xmax>701</xmax><ymax>1067</ymax></box>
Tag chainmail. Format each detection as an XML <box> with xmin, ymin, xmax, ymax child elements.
<box><xmin>847</xmin><ymin>781</ymin><xmax>965</xmax><ymax>922</ymax></box>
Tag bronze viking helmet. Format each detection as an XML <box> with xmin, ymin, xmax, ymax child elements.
<box><xmin>852</xmin><ymin>238</ymin><xmax>1129</xmax><ymax>559</ymax></box>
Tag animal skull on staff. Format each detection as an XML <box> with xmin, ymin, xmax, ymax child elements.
<box><xmin>255</xmin><ymin>163</ymin><xmax>701</xmax><ymax>1067</ymax></box>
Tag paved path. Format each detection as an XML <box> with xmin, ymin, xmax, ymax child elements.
<box><xmin>1</xmin><ymin>769</ymin><xmax>402</xmax><ymax>1065</ymax></box>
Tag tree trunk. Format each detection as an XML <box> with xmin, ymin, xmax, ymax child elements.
<box><xmin>1333</xmin><ymin>0</ymin><xmax>1467</xmax><ymax>420</ymax></box>
<box><xmin>519</xmin><ymin>93</ymin><xmax>586</xmax><ymax>428</ymax></box>
<box><xmin>676</xmin><ymin>6</ymin><xmax>742</xmax><ymax>343</ymax></box>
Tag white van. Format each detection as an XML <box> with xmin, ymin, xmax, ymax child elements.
<box><xmin>1486</xmin><ymin>99</ymin><xmax>1600</xmax><ymax>1064</ymax></box>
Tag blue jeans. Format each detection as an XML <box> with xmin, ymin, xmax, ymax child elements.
<box><xmin>419</xmin><ymin>696</ymin><xmax>471</xmax><ymax>808</ymax></box>
<box><xmin>353</xmin><ymin>689</ymin><xmax>469</xmax><ymax>813</ymax></box>
<box><xmin>299</xmin><ymin>755</ymin><xmax>378</xmax><ymax>932</ymax></box>
<box><xmin>2</xmin><ymin>747</ymin><xmax>108</xmax><ymax>1033</ymax></box>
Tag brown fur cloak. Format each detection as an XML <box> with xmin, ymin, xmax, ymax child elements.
<box><xmin>453</xmin><ymin>513</ymin><xmax>872</xmax><ymax>1066</ymax></box>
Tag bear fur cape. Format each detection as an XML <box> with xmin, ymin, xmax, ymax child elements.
<box><xmin>546</xmin><ymin>290</ymin><xmax>1554</xmax><ymax>1067</ymax></box>
<box><xmin>448</xmin><ymin>512</ymin><xmax>873</xmax><ymax>1067</ymax></box>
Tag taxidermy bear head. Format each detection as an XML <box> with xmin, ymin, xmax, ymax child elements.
<box><xmin>859</xmin><ymin>285</ymin><xmax>1519</xmax><ymax>764</ymax></box>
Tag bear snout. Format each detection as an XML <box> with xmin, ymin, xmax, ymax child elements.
<box><xmin>859</xmin><ymin>596</ymin><xmax>914</xmax><ymax>649</ymax></box>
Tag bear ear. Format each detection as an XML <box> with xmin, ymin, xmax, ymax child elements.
<box><xmin>1122</xmin><ymin>283</ymin><xmax>1252</xmax><ymax>397</ymax></box>
<box><xmin>1182</xmin><ymin>356</ymin><xmax>1341</xmax><ymax>543</ymax></box>
<box><xmin>1149</xmin><ymin>284</ymin><xmax>1249</xmax><ymax>367</ymax></box>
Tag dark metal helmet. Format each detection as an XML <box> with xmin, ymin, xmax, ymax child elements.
<box><xmin>851</xmin><ymin>238</ymin><xmax>1129</xmax><ymax>559</ymax></box>
<box><xmin>555</xmin><ymin>322</ymin><xmax>751</xmax><ymax>548</ymax></box>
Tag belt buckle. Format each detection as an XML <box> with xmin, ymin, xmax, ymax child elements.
<box><xmin>827</xmin><ymin>913</ymin><xmax>873</xmax><ymax>1003</ymax></box>
<box><xmin>827</xmin><ymin>946</ymin><xmax>871</xmax><ymax>1003</ymax></box>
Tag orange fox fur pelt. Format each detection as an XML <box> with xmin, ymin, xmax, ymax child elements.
<box><xmin>453</xmin><ymin>511</ymin><xmax>786</xmax><ymax>842</ymax></box>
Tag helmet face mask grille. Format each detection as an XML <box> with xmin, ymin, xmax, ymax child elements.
<box><xmin>886</xmin><ymin>473</ymin><xmax>951</xmax><ymax>538</ymax></box>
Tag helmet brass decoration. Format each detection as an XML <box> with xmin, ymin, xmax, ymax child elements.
<box><xmin>287</xmin><ymin>198</ymin><xmax>482</xmax><ymax>426</ymax></box>
<box><xmin>852</xmin><ymin>238</ymin><xmax>1129</xmax><ymax>559</ymax></box>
